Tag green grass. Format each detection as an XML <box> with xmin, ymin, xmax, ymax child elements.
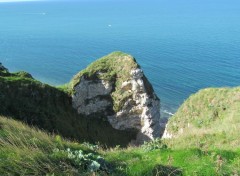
<box><xmin>166</xmin><ymin>87</ymin><xmax>240</xmax><ymax>150</ymax></box>
<box><xmin>1</xmin><ymin>116</ymin><xmax>240</xmax><ymax>176</ymax></box>
<box><xmin>103</xmin><ymin>147</ymin><xmax>240</xmax><ymax>176</ymax></box>
<box><xmin>0</xmin><ymin>116</ymin><xmax>111</xmax><ymax>176</ymax></box>
<box><xmin>70</xmin><ymin>51</ymin><xmax>137</xmax><ymax>87</ymax></box>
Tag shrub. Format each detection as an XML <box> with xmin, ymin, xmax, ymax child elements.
<box><xmin>141</xmin><ymin>138</ymin><xmax>168</xmax><ymax>152</ymax></box>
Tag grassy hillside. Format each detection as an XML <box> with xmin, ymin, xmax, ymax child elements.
<box><xmin>166</xmin><ymin>87</ymin><xmax>240</xmax><ymax>150</ymax></box>
<box><xmin>0</xmin><ymin>116</ymin><xmax>112</xmax><ymax>175</ymax></box>
<box><xmin>0</xmin><ymin>66</ymin><xmax>136</xmax><ymax>147</ymax></box>
<box><xmin>1</xmin><ymin>115</ymin><xmax>240</xmax><ymax>176</ymax></box>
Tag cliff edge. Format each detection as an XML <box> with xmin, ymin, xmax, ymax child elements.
<box><xmin>71</xmin><ymin>51</ymin><xmax>161</xmax><ymax>144</ymax></box>
<box><xmin>163</xmin><ymin>87</ymin><xmax>240</xmax><ymax>149</ymax></box>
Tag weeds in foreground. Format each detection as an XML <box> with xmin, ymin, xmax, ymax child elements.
<box><xmin>0</xmin><ymin>117</ymin><xmax>110</xmax><ymax>176</ymax></box>
<box><xmin>1</xmin><ymin>116</ymin><xmax>240</xmax><ymax>176</ymax></box>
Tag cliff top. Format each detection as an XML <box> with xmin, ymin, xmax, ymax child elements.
<box><xmin>70</xmin><ymin>51</ymin><xmax>156</xmax><ymax>112</ymax></box>
<box><xmin>0</xmin><ymin>64</ymin><xmax>33</xmax><ymax>79</ymax></box>
<box><xmin>71</xmin><ymin>51</ymin><xmax>139</xmax><ymax>88</ymax></box>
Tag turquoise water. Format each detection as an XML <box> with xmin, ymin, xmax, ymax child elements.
<box><xmin>1</xmin><ymin>0</ymin><xmax>240</xmax><ymax>117</ymax></box>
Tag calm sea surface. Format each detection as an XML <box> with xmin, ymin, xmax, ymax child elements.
<box><xmin>1</xmin><ymin>0</ymin><xmax>240</xmax><ymax>117</ymax></box>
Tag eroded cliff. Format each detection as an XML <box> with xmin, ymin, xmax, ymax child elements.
<box><xmin>71</xmin><ymin>52</ymin><xmax>161</xmax><ymax>144</ymax></box>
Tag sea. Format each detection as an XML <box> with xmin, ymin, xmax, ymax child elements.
<box><xmin>0</xmin><ymin>0</ymin><xmax>240</xmax><ymax>118</ymax></box>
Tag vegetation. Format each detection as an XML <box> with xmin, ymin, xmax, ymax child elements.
<box><xmin>104</xmin><ymin>145</ymin><xmax>240</xmax><ymax>176</ymax></box>
<box><xmin>71</xmin><ymin>51</ymin><xmax>138</xmax><ymax>87</ymax></box>
<box><xmin>0</xmin><ymin>66</ymin><xmax>137</xmax><ymax>147</ymax></box>
<box><xmin>1</xmin><ymin>116</ymin><xmax>240</xmax><ymax>175</ymax></box>
<box><xmin>1</xmin><ymin>60</ymin><xmax>240</xmax><ymax>175</ymax></box>
<box><xmin>0</xmin><ymin>116</ymin><xmax>111</xmax><ymax>175</ymax></box>
<box><xmin>166</xmin><ymin>87</ymin><xmax>240</xmax><ymax>150</ymax></box>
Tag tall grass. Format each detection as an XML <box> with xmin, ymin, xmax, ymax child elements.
<box><xmin>0</xmin><ymin>116</ymin><xmax>107</xmax><ymax>176</ymax></box>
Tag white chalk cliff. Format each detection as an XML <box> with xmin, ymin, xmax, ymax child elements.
<box><xmin>71</xmin><ymin>52</ymin><xmax>161</xmax><ymax>144</ymax></box>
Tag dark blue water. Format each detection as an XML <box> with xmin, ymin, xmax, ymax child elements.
<box><xmin>1</xmin><ymin>0</ymin><xmax>240</xmax><ymax>117</ymax></box>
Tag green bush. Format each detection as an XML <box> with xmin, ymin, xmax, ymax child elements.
<box><xmin>141</xmin><ymin>138</ymin><xmax>168</xmax><ymax>151</ymax></box>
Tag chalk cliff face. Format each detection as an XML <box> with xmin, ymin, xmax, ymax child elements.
<box><xmin>71</xmin><ymin>52</ymin><xmax>161</xmax><ymax>144</ymax></box>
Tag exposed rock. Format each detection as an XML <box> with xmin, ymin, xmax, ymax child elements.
<box><xmin>73</xmin><ymin>76</ymin><xmax>113</xmax><ymax>115</ymax></box>
<box><xmin>72</xmin><ymin>51</ymin><xmax>161</xmax><ymax>144</ymax></box>
<box><xmin>161</xmin><ymin>124</ymin><xmax>173</xmax><ymax>139</ymax></box>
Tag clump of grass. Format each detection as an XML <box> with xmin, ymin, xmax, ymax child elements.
<box><xmin>141</xmin><ymin>138</ymin><xmax>168</xmax><ymax>152</ymax></box>
<box><xmin>57</xmin><ymin>83</ymin><xmax>73</xmax><ymax>94</ymax></box>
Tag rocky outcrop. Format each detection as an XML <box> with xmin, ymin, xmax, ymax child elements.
<box><xmin>73</xmin><ymin>77</ymin><xmax>113</xmax><ymax>115</ymax></box>
<box><xmin>161</xmin><ymin>124</ymin><xmax>173</xmax><ymax>139</ymax></box>
<box><xmin>72</xmin><ymin>52</ymin><xmax>161</xmax><ymax>144</ymax></box>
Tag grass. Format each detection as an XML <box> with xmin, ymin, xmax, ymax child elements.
<box><xmin>0</xmin><ymin>116</ymin><xmax>111</xmax><ymax>176</ymax></box>
<box><xmin>166</xmin><ymin>87</ymin><xmax>240</xmax><ymax>150</ymax></box>
<box><xmin>1</xmin><ymin>115</ymin><xmax>240</xmax><ymax>176</ymax></box>
<box><xmin>103</xmin><ymin>147</ymin><xmax>240</xmax><ymax>176</ymax></box>
<box><xmin>71</xmin><ymin>51</ymin><xmax>137</xmax><ymax>87</ymax></box>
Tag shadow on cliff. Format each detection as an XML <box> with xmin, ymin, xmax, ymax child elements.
<box><xmin>0</xmin><ymin>75</ymin><xmax>138</xmax><ymax>147</ymax></box>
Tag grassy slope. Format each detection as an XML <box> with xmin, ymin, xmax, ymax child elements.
<box><xmin>1</xmin><ymin>115</ymin><xmax>240</xmax><ymax>176</ymax></box>
<box><xmin>104</xmin><ymin>147</ymin><xmax>240</xmax><ymax>175</ymax></box>
<box><xmin>0</xmin><ymin>68</ymin><xmax>136</xmax><ymax>147</ymax></box>
<box><xmin>166</xmin><ymin>87</ymin><xmax>240</xmax><ymax>150</ymax></box>
<box><xmin>0</xmin><ymin>116</ymin><xmax>109</xmax><ymax>176</ymax></box>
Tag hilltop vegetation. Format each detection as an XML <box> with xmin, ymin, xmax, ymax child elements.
<box><xmin>166</xmin><ymin>87</ymin><xmax>240</xmax><ymax>150</ymax></box>
<box><xmin>71</xmin><ymin>51</ymin><xmax>150</xmax><ymax>112</ymax></box>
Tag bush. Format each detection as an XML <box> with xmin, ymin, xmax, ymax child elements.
<box><xmin>51</xmin><ymin>148</ymin><xmax>112</xmax><ymax>173</ymax></box>
<box><xmin>141</xmin><ymin>138</ymin><xmax>168</xmax><ymax>152</ymax></box>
